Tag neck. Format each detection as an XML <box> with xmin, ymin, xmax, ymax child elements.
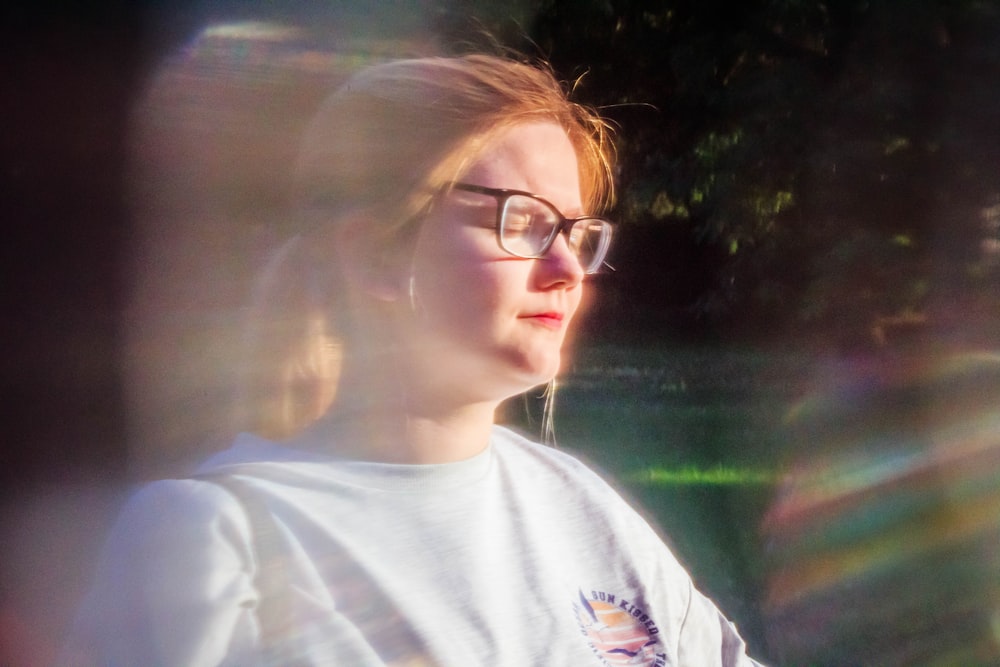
<box><xmin>301</xmin><ymin>345</ymin><xmax>500</xmax><ymax>464</ymax></box>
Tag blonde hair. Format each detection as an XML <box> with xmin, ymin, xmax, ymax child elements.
<box><xmin>238</xmin><ymin>54</ymin><xmax>615</xmax><ymax>439</ymax></box>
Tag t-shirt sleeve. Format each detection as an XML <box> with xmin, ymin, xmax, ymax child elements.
<box><xmin>587</xmin><ymin>466</ymin><xmax>765</xmax><ymax>666</ymax></box>
<box><xmin>58</xmin><ymin>479</ymin><xmax>262</xmax><ymax>667</ymax></box>
<box><xmin>677</xmin><ymin>579</ymin><xmax>766</xmax><ymax>667</ymax></box>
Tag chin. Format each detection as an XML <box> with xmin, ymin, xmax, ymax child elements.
<box><xmin>508</xmin><ymin>349</ymin><xmax>562</xmax><ymax>390</ymax></box>
<box><xmin>457</xmin><ymin>339</ymin><xmax>566</xmax><ymax>401</ymax></box>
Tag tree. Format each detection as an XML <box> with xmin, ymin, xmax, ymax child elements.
<box><xmin>517</xmin><ymin>0</ymin><xmax>1000</xmax><ymax>347</ymax></box>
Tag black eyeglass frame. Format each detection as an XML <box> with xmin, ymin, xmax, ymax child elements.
<box><xmin>449</xmin><ymin>182</ymin><xmax>615</xmax><ymax>274</ymax></box>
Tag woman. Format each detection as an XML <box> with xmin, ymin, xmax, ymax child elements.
<box><xmin>63</xmin><ymin>55</ymin><xmax>762</xmax><ymax>666</ymax></box>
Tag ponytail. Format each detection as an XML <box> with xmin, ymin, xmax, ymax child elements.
<box><xmin>234</xmin><ymin>235</ymin><xmax>341</xmax><ymax>439</ymax></box>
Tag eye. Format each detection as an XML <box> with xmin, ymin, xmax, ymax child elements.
<box><xmin>503</xmin><ymin>197</ymin><xmax>549</xmax><ymax>234</ymax></box>
<box><xmin>568</xmin><ymin>221</ymin><xmax>601</xmax><ymax>250</ymax></box>
<box><xmin>504</xmin><ymin>210</ymin><xmax>533</xmax><ymax>234</ymax></box>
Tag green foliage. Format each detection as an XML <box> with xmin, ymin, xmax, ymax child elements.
<box><xmin>517</xmin><ymin>0</ymin><xmax>1000</xmax><ymax>345</ymax></box>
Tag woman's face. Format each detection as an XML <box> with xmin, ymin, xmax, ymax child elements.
<box><xmin>399</xmin><ymin>121</ymin><xmax>588</xmax><ymax>405</ymax></box>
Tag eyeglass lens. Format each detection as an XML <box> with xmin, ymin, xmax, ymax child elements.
<box><xmin>500</xmin><ymin>195</ymin><xmax>610</xmax><ymax>273</ymax></box>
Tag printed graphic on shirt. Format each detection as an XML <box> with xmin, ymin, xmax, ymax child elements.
<box><xmin>573</xmin><ymin>589</ymin><xmax>667</xmax><ymax>666</ymax></box>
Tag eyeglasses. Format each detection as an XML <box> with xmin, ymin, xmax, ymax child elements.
<box><xmin>450</xmin><ymin>183</ymin><xmax>615</xmax><ymax>274</ymax></box>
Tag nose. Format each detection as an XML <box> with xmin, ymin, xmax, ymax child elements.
<box><xmin>536</xmin><ymin>232</ymin><xmax>585</xmax><ymax>289</ymax></box>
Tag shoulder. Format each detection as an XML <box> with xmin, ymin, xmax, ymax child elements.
<box><xmin>88</xmin><ymin>478</ymin><xmax>257</xmax><ymax>609</ymax></box>
<box><xmin>113</xmin><ymin>478</ymin><xmax>251</xmax><ymax>548</ymax></box>
<box><xmin>489</xmin><ymin>425</ymin><xmax>670</xmax><ymax>542</ymax></box>
<box><xmin>61</xmin><ymin>479</ymin><xmax>261</xmax><ymax>666</ymax></box>
<box><xmin>490</xmin><ymin>425</ymin><xmax>629</xmax><ymax>500</ymax></box>
<box><xmin>490</xmin><ymin>425</ymin><xmax>607</xmax><ymax>476</ymax></box>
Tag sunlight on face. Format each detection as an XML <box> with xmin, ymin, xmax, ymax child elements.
<box><xmin>400</xmin><ymin>121</ymin><xmax>588</xmax><ymax>404</ymax></box>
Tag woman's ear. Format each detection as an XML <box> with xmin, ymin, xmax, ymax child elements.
<box><xmin>331</xmin><ymin>209</ymin><xmax>405</xmax><ymax>303</ymax></box>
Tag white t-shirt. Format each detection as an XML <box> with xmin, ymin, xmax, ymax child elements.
<box><xmin>62</xmin><ymin>426</ymin><xmax>762</xmax><ymax>666</ymax></box>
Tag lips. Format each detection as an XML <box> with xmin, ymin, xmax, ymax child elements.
<box><xmin>521</xmin><ymin>311</ymin><xmax>565</xmax><ymax>329</ymax></box>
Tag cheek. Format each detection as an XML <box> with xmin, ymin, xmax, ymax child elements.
<box><xmin>409</xmin><ymin>255</ymin><xmax>497</xmax><ymax>329</ymax></box>
<box><xmin>411</xmin><ymin>229</ymin><xmax>512</xmax><ymax>317</ymax></box>
<box><xmin>422</xmin><ymin>261</ymin><xmax>518</xmax><ymax>330</ymax></box>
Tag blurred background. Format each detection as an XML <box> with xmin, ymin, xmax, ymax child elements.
<box><xmin>2</xmin><ymin>1</ymin><xmax>998</xmax><ymax>664</ymax></box>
